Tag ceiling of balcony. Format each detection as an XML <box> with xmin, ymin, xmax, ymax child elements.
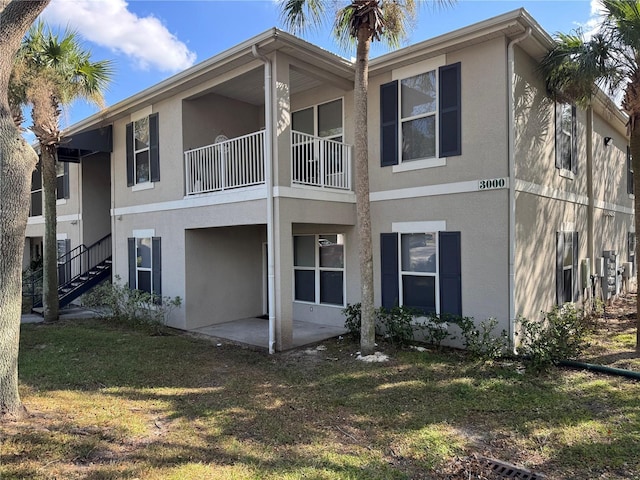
<box><xmin>195</xmin><ymin>66</ymin><xmax>330</xmax><ymax>106</ymax></box>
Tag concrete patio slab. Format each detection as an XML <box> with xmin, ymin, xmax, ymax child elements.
<box><xmin>192</xmin><ymin>317</ymin><xmax>348</xmax><ymax>350</ymax></box>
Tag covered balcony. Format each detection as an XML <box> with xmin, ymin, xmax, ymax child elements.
<box><xmin>184</xmin><ymin>129</ymin><xmax>352</xmax><ymax>196</ymax></box>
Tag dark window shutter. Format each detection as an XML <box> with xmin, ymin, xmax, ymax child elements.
<box><xmin>380</xmin><ymin>233</ymin><xmax>399</xmax><ymax>309</ymax></box>
<box><xmin>63</xmin><ymin>161</ymin><xmax>70</xmax><ymax>199</ymax></box>
<box><xmin>438</xmin><ymin>231</ymin><xmax>462</xmax><ymax>317</ymax></box>
<box><xmin>128</xmin><ymin>237</ymin><xmax>136</xmax><ymax>290</ymax></box>
<box><xmin>554</xmin><ymin>103</ymin><xmax>562</xmax><ymax>169</ymax></box>
<box><xmin>571</xmin><ymin>106</ymin><xmax>577</xmax><ymax>174</ymax></box>
<box><xmin>556</xmin><ymin>232</ymin><xmax>563</xmax><ymax>305</ymax></box>
<box><xmin>573</xmin><ymin>231</ymin><xmax>579</xmax><ymax>301</ymax></box>
<box><xmin>628</xmin><ymin>146</ymin><xmax>634</xmax><ymax>195</ymax></box>
<box><xmin>439</xmin><ymin>62</ymin><xmax>461</xmax><ymax>158</ymax></box>
<box><xmin>152</xmin><ymin>237</ymin><xmax>162</xmax><ymax>299</ymax></box>
<box><xmin>149</xmin><ymin>113</ymin><xmax>160</xmax><ymax>182</ymax></box>
<box><xmin>380</xmin><ymin>80</ymin><xmax>398</xmax><ymax>167</ymax></box>
<box><xmin>126</xmin><ymin>122</ymin><xmax>134</xmax><ymax>186</ymax></box>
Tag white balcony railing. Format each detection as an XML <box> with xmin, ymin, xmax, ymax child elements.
<box><xmin>185</xmin><ymin>131</ymin><xmax>265</xmax><ymax>195</ymax></box>
<box><xmin>291</xmin><ymin>131</ymin><xmax>352</xmax><ymax>190</ymax></box>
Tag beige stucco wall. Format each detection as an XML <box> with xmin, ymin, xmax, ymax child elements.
<box><xmin>185</xmin><ymin>225</ymin><xmax>266</xmax><ymax>329</ymax></box>
<box><xmin>515</xmin><ymin>192</ymin><xmax>589</xmax><ymax>322</ymax></box>
<box><xmin>368</xmin><ymin>36</ymin><xmax>509</xmax><ymax>193</ymax></box>
<box><xmin>111</xmin><ymin>199</ymin><xmax>268</xmax><ymax>329</ymax></box>
<box><xmin>371</xmin><ymin>189</ymin><xmax>510</xmax><ymax>333</ymax></box>
<box><xmin>81</xmin><ymin>153</ymin><xmax>111</xmax><ymax>246</ymax></box>
<box><xmin>182</xmin><ymin>93</ymin><xmax>261</xmax><ymax>152</ymax></box>
<box><xmin>513</xmin><ymin>42</ymin><xmax>632</xmax><ymax>321</ymax></box>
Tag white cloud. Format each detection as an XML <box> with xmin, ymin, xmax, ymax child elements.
<box><xmin>41</xmin><ymin>0</ymin><xmax>197</xmax><ymax>72</ymax></box>
<box><xmin>578</xmin><ymin>0</ymin><xmax>606</xmax><ymax>39</ymax></box>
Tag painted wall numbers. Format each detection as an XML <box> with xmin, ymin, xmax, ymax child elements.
<box><xmin>478</xmin><ymin>178</ymin><xmax>508</xmax><ymax>190</ymax></box>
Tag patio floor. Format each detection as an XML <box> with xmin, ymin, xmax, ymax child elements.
<box><xmin>191</xmin><ymin>317</ymin><xmax>348</xmax><ymax>350</ymax></box>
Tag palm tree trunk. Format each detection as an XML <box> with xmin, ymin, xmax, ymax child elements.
<box><xmin>631</xmin><ymin>118</ymin><xmax>640</xmax><ymax>352</ymax></box>
<box><xmin>0</xmin><ymin>0</ymin><xmax>51</xmax><ymax>417</ymax></box>
<box><xmin>42</xmin><ymin>145</ymin><xmax>59</xmax><ymax>322</ymax></box>
<box><xmin>354</xmin><ymin>28</ymin><xmax>375</xmax><ymax>356</ymax></box>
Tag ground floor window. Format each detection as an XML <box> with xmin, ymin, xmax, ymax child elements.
<box><xmin>128</xmin><ymin>236</ymin><xmax>161</xmax><ymax>298</ymax></box>
<box><xmin>629</xmin><ymin>232</ymin><xmax>636</xmax><ymax>274</ymax></box>
<box><xmin>400</xmin><ymin>233</ymin><xmax>438</xmax><ymax>313</ymax></box>
<box><xmin>556</xmin><ymin>231</ymin><xmax>578</xmax><ymax>305</ymax></box>
<box><xmin>381</xmin><ymin>230</ymin><xmax>461</xmax><ymax>317</ymax></box>
<box><xmin>293</xmin><ymin>234</ymin><xmax>345</xmax><ymax>306</ymax></box>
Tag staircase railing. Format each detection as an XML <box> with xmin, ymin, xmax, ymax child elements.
<box><xmin>22</xmin><ymin>233</ymin><xmax>112</xmax><ymax>309</ymax></box>
<box><xmin>59</xmin><ymin>234</ymin><xmax>112</xmax><ymax>290</ymax></box>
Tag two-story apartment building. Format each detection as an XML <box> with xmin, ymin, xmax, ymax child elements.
<box><xmin>24</xmin><ymin>9</ymin><xmax>633</xmax><ymax>352</ymax></box>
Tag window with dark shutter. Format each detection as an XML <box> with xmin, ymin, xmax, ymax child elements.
<box><xmin>439</xmin><ymin>231</ymin><xmax>462</xmax><ymax>317</ymax></box>
<box><xmin>380</xmin><ymin>233</ymin><xmax>399</xmax><ymax>309</ymax></box>
<box><xmin>381</xmin><ymin>62</ymin><xmax>462</xmax><ymax>168</ymax></box>
<box><xmin>380</xmin><ymin>81</ymin><xmax>399</xmax><ymax>167</ymax></box>
<box><xmin>126</xmin><ymin>122</ymin><xmax>134</xmax><ymax>187</ymax></box>
<box><xmin>439</xmin><ymin>63</ymin><xmax>461</xmax><ymax>158</ymax></box>
<box><xmin>149</xmin><ymin>113</ymin><xmax>160</xmax><ymax>182</ymax></box>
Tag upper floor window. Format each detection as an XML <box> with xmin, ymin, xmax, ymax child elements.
<box><xmin>30</xmin><ymin>162</ymin><xmax>42</xmax><ymax>217</ymax></box>
<box><xmin>126</xmin><ymin>113</ymin><xmax>160</xmax><ymax>187</ymax></box>
<box><xmin>292</xmin><ymin>98</ymin><xmax>343</xmax><ymax>141</ymax></box>
<box><xmin>56</xmin><ymin>161</ymin><xmax>69</xmax><ymax>200</ymax></box>
<box><xmin>627</xmin><ymin>146</ymin><xmax>634</xmax><ymax>195</ymax></box>
<box><xmin>29</xmin><ymin>159</ymin><xmax>69</xmax><ymax>217</ymax></box>
<box><xmin>381</xmin><ymin>62</ymin><xmax>461</xmax><ymax>169</ymax></box>
<box><xmin>555</xmin><ymin>103</ymin><xmax>577</xmax><ymax>175</ymax></box>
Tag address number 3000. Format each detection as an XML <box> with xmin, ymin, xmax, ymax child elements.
<box><xmin>478</xmin><ymin>178</ymin><xmax>507</xmax><ymax>190</ymax></box>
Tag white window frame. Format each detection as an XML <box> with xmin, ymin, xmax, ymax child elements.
<box><xmin>291</xmin><ymin>97</ymin><xmax>344</xmax><ymax>141</ymax></box>
<box><xmin>133</xmin><ymin>116</ymin><xmax>151</xmax><ymax>186</ymax></box>
<box><xmin>293</xmin><ymin>233</ymin><xmax>346</xmax><ymax>307</ymax></box>
<box><xmin>557</xmin><ymin>102</ymin><xmax>575</xmax><ymax>178</ymax></box>
<box><xmin>30</xmin><ymin>163</ymin><xmax>43</xmax><ymax>217</ymax></box>
<box><xmin>398</xmin><ymin>232</ymin><xmax>440</xmax><ymax>314</ymax></box>
<box><xmin>392</xmin><ymin>56</ymin><xmax>446</xmax><ymax>172</ymax></box>
<box><xmin>133</xmin><ymin>229</ymin><xmax>155</xmax><ymax>294</ymax></box>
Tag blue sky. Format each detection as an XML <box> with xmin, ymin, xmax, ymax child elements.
<box><xmin>37</xmin><ymin>0</ymin><xmax>602</xmax><ymax>130</ymax></box>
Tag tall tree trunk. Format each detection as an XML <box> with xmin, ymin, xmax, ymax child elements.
<box><xmin>42</xmin><ymin>144</ymin><xmax>59</xmax><ymax>321</ymax></box>
<box><xmin>0</xmin><ymin>0</ymin><xmax>51</xmax><ymax>418</ymax></box>
<box><xmin>355</xmin><ymin>28</ymin><xmax>375</xmax><ymax>356</ymax></box>
<box><xmin>631</xmin><ymin>117</ymin><xmax>640</xmax><ymax>352</ymax></box>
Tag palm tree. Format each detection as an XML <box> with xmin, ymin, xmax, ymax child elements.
<box><xmin>540</xmin><ymin>0</ymin><xmax>640</xmax><ymax>351</ymax></box>
<box><xmin>280</xmin><ymin>0</ymin><xmax>454</xmax><ymax>355</ymax></box>
<box><xmin>10</xmin><ymin>21</ymin><xmax>113</xmax><ymax>322</ymax></box>
<box><xmin>0</xmin><ymin>0</ymin><xmax>50</xmax><ymax>418</ymax></box>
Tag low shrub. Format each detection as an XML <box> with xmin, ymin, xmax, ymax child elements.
<box><xmin>517</xmin><ymin>304</ymin><xmax>590</xmax><ymax>371</ymax></box>
<box><xmin>83</xmin><ymin>276</ymin><xmax>181</xmax><ymax>334</ymax></box>
<box><xmin>450</xmin><ymin>316</ymin><xmax>510</xmax><ymax>361</ymax></box>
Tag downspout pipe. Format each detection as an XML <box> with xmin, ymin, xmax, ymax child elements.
<box><xmin>507</xmin><ymin>27</ymin><xmax>532</xmax><ymax>348</ymax></box>
<box><xmin>252</xmin><ymin>44</ymin><xmax>276</xmax><ymax>354</ymax></box>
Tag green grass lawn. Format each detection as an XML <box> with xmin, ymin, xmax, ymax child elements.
<box><xmin>2</xmin><ymin>307</ymin><xmax>640</xmax><ymax>480</ymax></box>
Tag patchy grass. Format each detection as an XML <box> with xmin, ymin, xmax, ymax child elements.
<box><xmin>2</xmin><ymin>310</ymin><xmax>640</xmax><ymax>480</ymax></box>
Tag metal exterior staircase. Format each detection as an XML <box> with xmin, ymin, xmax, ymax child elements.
<box><xmin>24</xmin><ymin>234</ymin><xmax>112</xmax><ymax>311</ymax></box>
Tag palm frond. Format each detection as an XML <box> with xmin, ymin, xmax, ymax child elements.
<box><xmin>279</xmin><ymin>0</ymin><xmax>326</xmax><ymax>35</ymax></box>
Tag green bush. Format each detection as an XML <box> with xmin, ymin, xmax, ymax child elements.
<box><xmin>517</xmin><ymin>304</ymin><xmax>590</xmax><ymax>371</ymax></box>
<box><xmin>343</xmin><ymin>303</ymin><xmax>362</xmax><ymax>338</ymax></box>
<box><xmin>83</xmin><ymin>276</ymin><xmax>181</xmax><ymax>334</ymax></box>
<box><xmin>343</xmin><ymin>303</ymin><xmax>421</xmax><ymax>346</ymax></box>
<box><xmin>450</xmin><ymin>316</ymin><xmax>509</xmax><ymax>361</ymax></box>
<box><xmin>377</xmin><ymin>305</ymin><xmax>420</xmax><ymax>347</ymax></box>
<box><xmin>416</xmin><ymin>315</ymin><xmax>451</xmax><ymax>348</ymax></box>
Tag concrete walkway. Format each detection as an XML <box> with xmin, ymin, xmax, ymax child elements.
<box><xmin>21</xmin><ymin>306</ymin><xmax>102</xmax><ymax>324</ymax></box>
